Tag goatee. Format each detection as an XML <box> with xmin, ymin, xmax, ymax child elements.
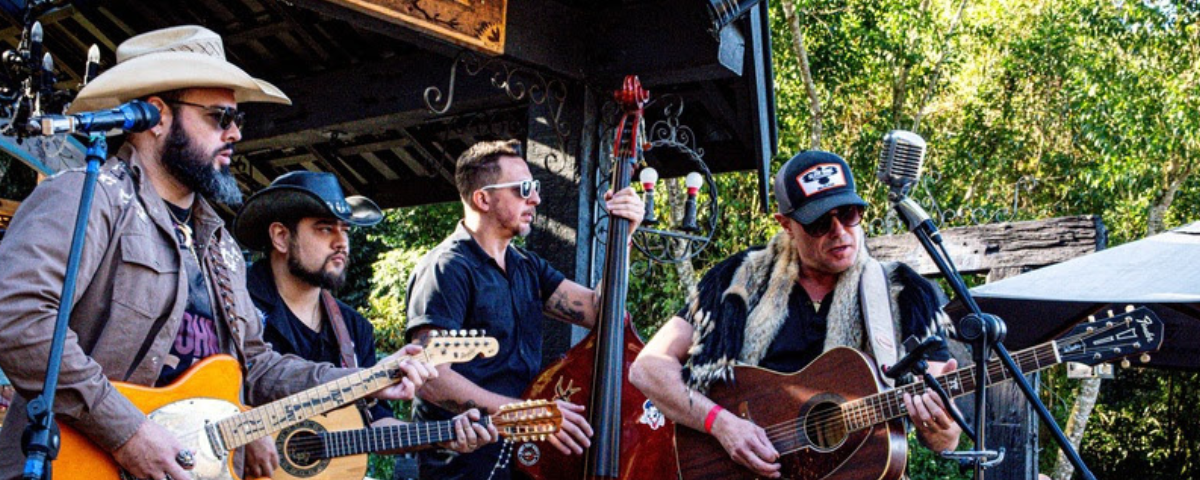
<box><xmin>287</xmin><ymin>251</ymin><xmax>348</xmax><ymax>291</ymax></box>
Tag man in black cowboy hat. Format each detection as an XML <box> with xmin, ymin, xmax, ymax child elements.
<box><xmin>630</xmin><ymin>151</ymin><xmax>961</xmax><ymax>478</ymax></box>
<box><xmin>234</xmin><ymin>171</ymin><xmax>498</xmax><ymax>477</ymax></box>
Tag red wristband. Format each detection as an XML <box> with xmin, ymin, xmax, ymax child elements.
<box><xmin>704</xmin><ymin>405</ymin><xmax>724</xmax><ymax>434</ymax></box>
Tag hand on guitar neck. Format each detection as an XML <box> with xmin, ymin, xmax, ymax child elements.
<box><xmin>373</xmin><ymin>344</ymin><xmax>439</xmax><ymax>401</ymax></box>
<box><xmin>901</xmin><ymin>358</ymin><xmax>962</xmax><ymax>452</ymax></box>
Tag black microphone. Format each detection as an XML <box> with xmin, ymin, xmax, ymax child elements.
<box><xmin>877</xmin><ymin>129</ymin><xmax>927</xmax><ymax>200</ymax></box>
<box><xmin>25</xmin><ymin>100</ymin><xmax>160</xmax><ymax>136</ymax></box>
<box><xmin>883</xmin><ymin>335</ymin><xmax>944</xmax><ymax>380</ymax></box>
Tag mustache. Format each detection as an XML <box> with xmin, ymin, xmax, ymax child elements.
<box><xmin>214</xmin><ymin>143</ymin><xmax>235</xmax><ymax>156</ymax></box>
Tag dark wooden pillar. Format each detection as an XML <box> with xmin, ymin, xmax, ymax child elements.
<box><xmin>524</xmin><ymin>82</ymin><xmax>597</xmax><ymax>367</ymax></box>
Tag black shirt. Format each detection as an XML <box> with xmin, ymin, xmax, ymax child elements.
<box><xmin>676</xmin><ymin>285</ymin><xmax>950</xmax><ymax>374</ymax></box>
<box><xmin>246</xmin><ymin>260</ymin><xmax>393</xmax><ymax>422</ymax></box>
<box><xmin>404</xmin><ymin>223</ymin><xmax>566</xmax><ymax>480</ymax></box>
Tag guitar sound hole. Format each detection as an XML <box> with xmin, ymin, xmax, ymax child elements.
<box><xmin>286</xmin><ymin>431</ymin><xmax>322</xmax><ymax>467</ymax></box>
<box><xmin>803</xmin><ymin>401</ymin><xmax>848</xmax><ymax>450</ymax></box>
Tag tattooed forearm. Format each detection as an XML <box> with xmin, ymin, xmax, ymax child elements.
<box><xmin>438</xmin><ymin>399</ymin><xmax>479</xmax><ymax>414</ymax></box>
<box><xmin>548</xmin><ymin>289</ymin><xmax>588</xmax><ymax>326</ymax></box>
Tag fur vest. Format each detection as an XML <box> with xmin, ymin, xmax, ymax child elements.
<box><xmin>680</xmin><ymin>230</ymin><xmax>949</xmax><ymax>394</ymax></box>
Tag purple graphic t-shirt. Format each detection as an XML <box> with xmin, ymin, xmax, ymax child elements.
<box><xmin>156</xmin><ymin>203</ymin><xmax>221</xmax><ymax>387</ymax></box>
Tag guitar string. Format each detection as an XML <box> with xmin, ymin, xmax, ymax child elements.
<box><xmin>756</xmin><ymin>343</ymin><xmax>1050</xmax><ymax>440</ymax></box>
<box><xmin>756</xmin><ymin>321</ymin><xmax>1136</xmax><ymax>450</ymax></box>
<box><xmin>762</xmin><ymin>323</ymin><xmax>1137</xmax><ymax>452</ymax></box>
<box><xmin>764</xmin><ymin>319</ymin><xmax>1135</xmax><ymax>439</ymax></box>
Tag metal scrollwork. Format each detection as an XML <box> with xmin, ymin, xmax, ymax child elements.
<box><xmin>424</xmin><ymin>51</ymin><xmax>570</xmax><ymax>139</ymax></box>
<box><xmin>592</xmin><ymin>96</ymin><xmax>718</xmax><ymax>274</ymax></box>
<box><xmin>867</xmin><ymin>172</ymin><xmax>1040</xmax><ymax>236</ymax></box>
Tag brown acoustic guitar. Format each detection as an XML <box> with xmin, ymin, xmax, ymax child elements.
<box><xmin>273</xmin><ymin>399</ymin><xmax>563</xmax><ymax>480</ymax></box>
<box><xmin>676</xmin><ymin>306</ymin><xmax>1164</xmax><ymax>480</ymax></box>
<box><xmin>54</xmin><ymin>332</ymin><xmax>499</xmax><ymax>480</ymax></box>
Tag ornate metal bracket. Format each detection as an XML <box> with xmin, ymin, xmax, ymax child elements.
<box><xmin>424</xmin><ymin>50</ymin><xmax>570</xmax><ymax>139</ymax></box>
<box><xmin>867</xmin><ymin>172</ymin><xmax>1040</xmax><ymax>236</ymax></box>
<box><xmin>593</xmin><ymin>95</ymin><xmax>718</xmax><ymax>272</ymax></box>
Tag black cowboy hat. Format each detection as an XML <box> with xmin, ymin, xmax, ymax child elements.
<box><xmin>233</xmin><ymin>171</ymin><xmax>383</xmax><ymax>251</ymax></box>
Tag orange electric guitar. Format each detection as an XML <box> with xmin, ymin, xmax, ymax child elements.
<box><xmin>55</xmin><ymin>332</ymin><xmax>498</xmax><ymax>480</ymax></box>
<box><xmin>273</xmin><ymin>399</ymin><xmax>563</xmax><ymax>480</ymax></box>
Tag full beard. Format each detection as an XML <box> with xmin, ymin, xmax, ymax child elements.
<box><xmin>287</xmin><ymin>252</ymin><xmax>348</xmax><ymax>291</ymax></box>
<box><xmin>161</xmin><ymin>120</ymin><xmax>243</xmax><ymax>207</ymax></box>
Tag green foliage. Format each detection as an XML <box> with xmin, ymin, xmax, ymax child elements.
<box><xmin>350</xmin><ymin>0</ymin><xmax>1200</xmax><ymax>477</ymax></box>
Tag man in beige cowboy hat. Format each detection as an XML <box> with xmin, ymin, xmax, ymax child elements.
<box><xmin>0</xmin><ymin>26</ymin><xmax>437</xmax><ymax>480</ymax></box>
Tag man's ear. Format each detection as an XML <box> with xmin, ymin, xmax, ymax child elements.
<box><xmin>471</xmin><ymin>190</ymin><xmax>491</xmax><ymax>213</ymax></box>
<box><xmin>143</xmin><ymin>96</ymin><xmax>172</xmax><ymax>138</ymax></box>
<box><xmin>268</xmin><ymin>222</ymin><xmax>292</xmax><ymax>255</ymax></box>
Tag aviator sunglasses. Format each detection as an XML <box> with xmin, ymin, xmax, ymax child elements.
<box><xmin>480</xmin><ymin>179</ymin><xmax>541</xmax><ymax>199</ymax></box>
<box><xmin>167</xmin><ymin>100</ymin><xmax>246</xmax><ymax>131</ymax></box>
<box><xmin>801</xmin><ymin>205</ymin><xmax>864</xmax><ymax>237</ymax></box>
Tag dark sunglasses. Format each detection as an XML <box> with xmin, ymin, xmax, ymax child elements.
<box><xmin>480</xmin><ymin>179</ymin><xmax>540</xmax><ymax>199</ymax></box>
<box><xmin>167</xmin><ymin>100</ymin><xmax>246</xmax><ymax>131</ymax></box>
<box><xmin>801</xmin><ymin>205</ymin><xmax>864</xmax><ymax>237</ymax></box>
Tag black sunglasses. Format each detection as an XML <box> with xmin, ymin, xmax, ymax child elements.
<box><xmin>801</xmin><ymin>205</ymin><xmax>864</xmax><ymax>237</ymax></box>
<box><xmin>480</xmin><ymin>179</ymin><xmax>540</xmax><ymax>199</ymax></box>
<box><xmin>167</xmin><ymin>100</ymin><xmax>245</xmax><ymax>131</ymax></box>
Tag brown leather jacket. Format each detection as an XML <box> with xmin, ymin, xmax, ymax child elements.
<box><xmin>0</xmin><ymin>144</ymin><xmax>353</xmax><ymax>476</ymax></box>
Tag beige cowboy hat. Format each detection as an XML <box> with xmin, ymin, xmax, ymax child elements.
<box><xmin>68</xmin><ymin>25</ymin><xmax>290</xmax><ymax>113</ymax></box>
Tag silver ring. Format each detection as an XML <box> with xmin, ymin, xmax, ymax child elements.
<box><xmin>175</xmin><ymin>449</ymin><xmax>196</xmax><ymax>469</ymax></box>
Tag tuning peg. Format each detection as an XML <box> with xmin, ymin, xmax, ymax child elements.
<box><xmin>480</xmin><ymin>329</ymin><xmax>487</xmax><ymax>336</ymax></box>
<box><xmin>1088</xmin><ymin>315</ymin><xmax>1096</xmax><ymax>322</ymax></box>
<box><xmin>1140</xmin><ymin>353</ymin><xmax>1151</xmax><ymax>363</ymax></box>
<box><xmin>1121</xmin><ymin>359</ymin><xmax>1131</xmax><ymax>368</ymax></box>
<box><xmin>430</xmin><ymin>330</ymin><xmax>440</xmax><ymax>337</ymax></box>
<box><xmin>469</xmin><ymin>329</ymin><xmax>479</xmax><ymax>337</ymax></box>
<box><xmin>1107</xmin><ymin>309</ymin><xmax>1114</xmax><ymax>318</ymax></box>
<box><xmin>1125</xmin><ymin>305</ymin><xmax>1135</xmax><ymax>313</ymax></box>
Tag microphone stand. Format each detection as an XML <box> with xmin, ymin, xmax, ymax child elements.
<box><xmin>890</xmin><ymin>193</ymin><xmax>1096</xmax><ymax>480</ymax></box>
<box><xmin>20</xmin><ymin>134</ymin><xmax>107</xmax><ymax>480</ymax></box>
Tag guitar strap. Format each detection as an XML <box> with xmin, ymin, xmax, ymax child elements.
<box><xmin>321</xmin><ymin>290</ymin><xmax>358</xmax><ymax>369</ymax></box>
<box><xmin>859</xmin><ymin>258</ymin><xmax>898</xmax><ymax>388</ymax></box>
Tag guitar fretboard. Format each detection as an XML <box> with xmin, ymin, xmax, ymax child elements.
<box><xmin>212</xmin><ymin>356</ymin><xmax>411</xmax><ymax>450</ymax></box>
<box><xmin>320</xmin><ymin>417</ymin><xmax>494</xmax><ymax>458</ymax></box>
<box><xmin>840</xmin><ymin>342</ymin><xmax>1059</xmax><ymax>432</ymax></box>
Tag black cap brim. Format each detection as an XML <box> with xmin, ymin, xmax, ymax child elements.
<box><xmin>787</xmin><ymin>190</ymin><xmax>868</xmax><ymax>225</ymax></box>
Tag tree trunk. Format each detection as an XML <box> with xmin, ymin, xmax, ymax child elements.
<box><xmin>1147</xmin><ymin>157</ymin><xmax>1194</xmax><ymax>235</ymax></box>
<box><xmin>782</xmin><ymin>0</ymin><xmax>822</xmax><ymax>149</ymax></box>
<box><xmin>911</xmin><ymin>0</ymin><xmax>970</xmax><ymax>133</ymax></box>
<box><xmin>1051</xmin><ymin>377</ymin><xmax>1101</xmax><ymax>480</ymax></box>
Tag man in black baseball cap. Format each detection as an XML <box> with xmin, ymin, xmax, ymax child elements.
<box><xmin>234</xmin><ymin>172</ymin><xmax>495</xmax><ymax>477</ymax></box>
<box><xmin>631</xmin><ymin>151</ymin><xmax>961</xmax><ymax>478</ymax></box>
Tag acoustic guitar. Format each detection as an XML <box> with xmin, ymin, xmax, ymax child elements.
<box><xmin>273</xmin><ymin>399</ymin><xmax>562</xmax><ymax>480</ymax></box>
<box><xmin>55</xmin><ymin>332</ymin><xmax>499</xmax><ymax>480</ymax></box>
<box><xmin>676</xmin><ymin>306</ymin><xmax>1164</xmax><ymax>480</ymax></box>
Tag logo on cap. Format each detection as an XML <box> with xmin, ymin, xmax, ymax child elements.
<box><xmin>796</xmin><ymin>163</ymin><xmax>847</xmax><ymax>197</ymax></box>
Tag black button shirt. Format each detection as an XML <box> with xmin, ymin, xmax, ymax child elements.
<box><xmin>404</xmin><ymin>223</ymin><xmax>565</xmax><ymax>480</ymax></box>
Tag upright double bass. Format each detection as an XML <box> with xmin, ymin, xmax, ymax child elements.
<box><xmin>516</xmin><ymin>76</ymin><xmax>676</xmax><ymax>479</ymax></box>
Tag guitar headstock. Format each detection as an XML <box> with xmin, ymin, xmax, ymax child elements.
<box><xmin>1055</xmin><ymin>306</ymin><xmax>1164</xmax><ymax>366</ymax></box>
<box><xmin>421</xmin><ymin>330</ymin><xmax>499</xmax><ymax>366</ymax></box>
<box><xmin>492</xmin><ymin>399</ymin><xmax>562</xmax><ymax>442</ymax></box>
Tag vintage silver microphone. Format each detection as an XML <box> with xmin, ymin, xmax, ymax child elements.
<box><xmin>877</xmin><ymin>130</ymin><xmax>934</xmax><ymax>234</ymax></box>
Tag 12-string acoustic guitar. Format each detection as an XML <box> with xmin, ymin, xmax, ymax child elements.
<box><xmin>273</xmin><ymin>399</ymin><xmax>563</xmax><ymax>480</ymax></box>
<box><xmin>55</xmin><ymin>331</ymin><xmax>498</xmax><ymax>480</ymax></box>
<box><xmin>676</xmin><ymin>306</ymin><xmax>1164</xmax><ymax>480</ymax></box>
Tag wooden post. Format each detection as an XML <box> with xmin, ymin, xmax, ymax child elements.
<box><xmin>867</xmin><ymin>215</ymin><xmax>1105</xmax><ymax>480</ymax></box>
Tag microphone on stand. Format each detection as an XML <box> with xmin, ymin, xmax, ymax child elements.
<box><xmin>877</xmin><ymin>130</ymin><xmax>937</xmax><ymax>238</ymax></box>
<box><xmin>639</xmin><ymin>167</ymin><xmax>658</xmax><ymax>225</ymax></box>
<box><xmin>24</xmin><ymin>100</ymin><xmax>160</xmax><ymax>136</ymax></box>
<box><xmin>680</xmin><ymin>172</ymin><xmax>702</xmax><ymax>232</ymax></box>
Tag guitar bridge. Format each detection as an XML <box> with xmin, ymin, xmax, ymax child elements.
<box><xmin>206</xmin><ymin>421</ymin><xmax>228</xmax><ymax>459</ymax></box>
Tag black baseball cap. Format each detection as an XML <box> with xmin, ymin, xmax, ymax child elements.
<box><xmin>774</xmin><ymin>150</ymin><xmax>868</xmax><ymax>225</ymax></box>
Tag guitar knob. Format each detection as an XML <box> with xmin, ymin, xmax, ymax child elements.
<box><xmin>1121</xmin><ymin>359</ymin><xmax>1131</xmax><ymax>369</ymax></box>
<box><xmin>1141</xmin><ymin>353</ymin><xmax>1151</xmax><ymax>363</ymax></box>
